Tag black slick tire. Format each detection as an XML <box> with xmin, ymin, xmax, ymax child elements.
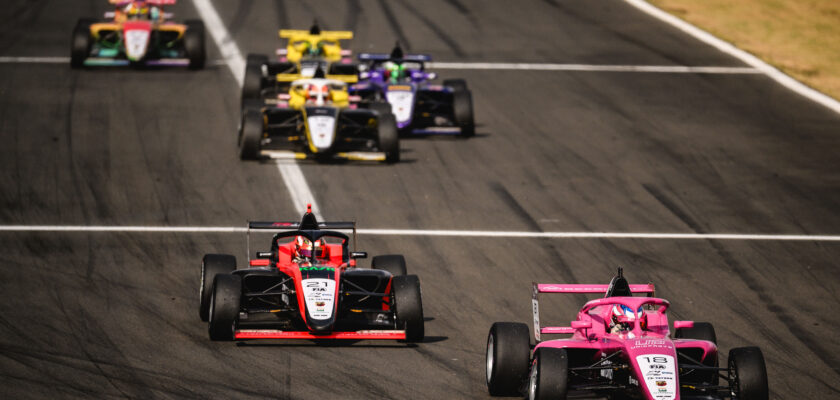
<box><xmin>208</xmin><ymin>274</ymin><xmax>241</xmax><ymax>341</ymax></box>
<box><xmin>199</xmin><ymin>254</ymin><xmax>236</xmax><ymax>321</ymax></box>
<box><xmin>452</xmin><ymin>89</ymin><xmax>475</xmax><ymax>137</ymax></box>
<box><xmin>728</xmin><ymin>347</ymin><xmax>768</xmax><ymax>400</ymax></box>
<box><xmin>528</xmin><ymin>348</ymin><xmax>568</xmax><ymax>400</ymax></box>
<box><xmin>486</xmin><ymin>322</ymin><xmax>530</xmax><ymax>396</ymax></box>
<box><xmin>184</xmin><ymin>20</ymin><xmax>206</xmax><ymax>70</ymax></box>
<box><xmin>243</xmin><ymin>54</ymin><xmax>268</xmax><ymax>102</ymax></box>
<box><xmin>71</xmin><ymin>19</ymin><xmax>95</xmax><ymax>68</ymax></box>
<box><xmin>239</xmin><ymin>109</ymin><xmax>263</xmax><ymax>160</ymax></box>
<box><xmin>372</xmin><ymin>254</ymin><xmax>407</xmax><ymax>276</ymax></box>
<box><xmin>392</xmin><ymin>274</ymin><xmax>423</xmax><ymax>342</ymax></box>
<box><xmin>377</xmin><ymin>113</ymin><xmax>399</xmax><ymax>163</ymax></box>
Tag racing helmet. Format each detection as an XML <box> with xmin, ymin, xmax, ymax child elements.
<box><xmin>383</xmin><ymin>61</ymin><xmax>405</xmax><ymax>83</ymax></box>
<box><xmin>124</xmin><ymin>1</ymin><xmax>148</xmax><ymax>17</ymax></box>
<box><xmin>294</xmin><ymin>236</ymin><xmax>324</xmax><ymax>258</ymax></box>
<box><xmin>611</xmin><ymin>304</ymin><xmax>646</xmax><ymax>331</ymax></box>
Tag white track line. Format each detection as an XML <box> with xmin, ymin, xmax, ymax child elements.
<box><xmin>624</xmin><ymin>0</ymin><xmax>840</xmax><ymax>115</ymax></box>
<box><xmin>427</xmin><ymin>62</ymin><xmax>759</xmax><ymax>74</ymax></box>
<box><xmin>0</xmin><ymin>56</ymin><xmax>70</xmax><ymax>63</ymax></box>
<box><xmin>3</xmin><ymin>55</ymin><xmax>757</xmax><ymax>75</ymax></box>
<box><xmin>1</xmin><ymin>225</ymin><xmax>839</xmax><ymax>241</ymax></box>
<box><xmin>190</xmin><ymin>0</ymin><xmax>322</xmax><ymax>220</ymax></box>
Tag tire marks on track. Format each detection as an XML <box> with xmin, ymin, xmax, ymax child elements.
<box><xmin>376</xmin><ymin>0</ymin><xmax>411</xmax><ymax>50</ymax></box>
<box><xmin>343</xmin><ymin>0</ymin><xmax>363</xmax><ymax>33</ymax></box>
<box><xmin>274</xmin><ymin>0</ymin><xmax>290</xmax><ymax>30</ymax></box>
<box><xmin>397</xmin><ymin>0</ymin><xmax>466</xmax><ymax>58</ymax></box>
<box><xmin>644</xmin><ymin>184</ymin><xmax>840</xmax><ymax>378</ymax></box>
<box><xmin>226</xmin><ymin>0</ymin><xmax>254</xmax><ymax>37</ymax></box>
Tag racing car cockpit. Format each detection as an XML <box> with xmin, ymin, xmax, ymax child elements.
<box><xmin>272</xmin><ymin>230</ymin><xmax>349</xmax><ymax>266</ymax></box>
<box><xmin>288</xmin><ymin>78</ymin><xmax>350</xmax><ymax>108</ymax></box>
<box><xmin>112</xmin><ymin>0</ymin><xmax>163</xmax><ymax>22</ymax></box>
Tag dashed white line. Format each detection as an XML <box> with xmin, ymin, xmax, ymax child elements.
<box><xmin>427</xmin><ymin>62</ymin><xmax>760</xmax><ymax>74</ymax></box>
<box><xmin>190</xmin><ymin>0</ymin><xmax>322</xmax><ymax>220</ymax></box>
<box><xmin>624</xmin><ymin>0</ymin><xmax>840</xmax><ymax>115</ymax></box>
<box><xmin>1</xmin><ymin>225</ymin><xmax>839</xmax><ymax>241</ymax></box>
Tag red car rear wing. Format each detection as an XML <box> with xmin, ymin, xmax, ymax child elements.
<box><xmin>247</xmin><ymin>221</ymin><xmax>357</xmax><ymax>230</ymax></box>
<box><xmin>531</xmin><ymin>282</ymin><xmax>656</xmax><ymax>342</ymax></box>
<box><xmin>246</xmin><ymin>218</ymin><xmax>357</xmax><ymax>260</ymax></box>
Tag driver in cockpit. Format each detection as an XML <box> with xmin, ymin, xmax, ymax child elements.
<box><xmin>292</xmin><ymin>236</ymin><xmax>326</xmax><ymax>263</ymax></box>
<box><xmin>114</xmin><ymin>1</ymin><xmax>161</xmax><ymax>22</ymax></box>
<box><xmin>608</xmin><ymin>304</ymin><xmax>646</xmax><ymax>334</ymax></box>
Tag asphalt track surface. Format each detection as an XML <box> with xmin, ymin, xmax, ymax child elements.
<box><xmin>1</xmin><ymin>1</ymin><xmax>840</xmax><ymax>399</ymax></box>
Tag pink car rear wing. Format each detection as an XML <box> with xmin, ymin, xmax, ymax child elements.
<box><xmin>536</xmin><ymin>283</ymin><xmax>655</xmax><ymax>294</ymax></box>
<box><xmin>531</xmin><ymin>282</ymin><xmax>655</xmax><ymax>342</ymax></box>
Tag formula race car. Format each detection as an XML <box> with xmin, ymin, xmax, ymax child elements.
<box><xmin>241</xmin><ymin>24</ymin><xmax>359</xmax><ymax>101</ymax></box>
<box><xmin>71</xmin><ymin>0</ymin><xmax>205</xmax><ymax>69</ymax></box>
<box><xmin>238</xmin><ymin>68</ymin><xmax>399</xmax><ymax>162</ymax></box>
<box><xmin>486</xmin><ymin>269</ymin><xmax>768</xmax><ymax>400</ymax></box>
<box><xmin>351</xmin><ymin>44</ymin><xmax>474</xmax><ymax>137</ymax></box>
<box><xmin>198</xmin><ymin>206</ymin><xmax>424</xmax><ymax>342</ymax></box>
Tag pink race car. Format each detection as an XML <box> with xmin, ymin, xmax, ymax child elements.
<box><xmin>485</xmin><ymin>269</ymin><xmax>768</xmax><ymax>400</ymax></box>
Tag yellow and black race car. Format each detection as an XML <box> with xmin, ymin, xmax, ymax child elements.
<box><xmin>238</xmin><ymin>68</ymin><xmax>399</xmax><ymax>163</ymax></box>
<box><xmin>241</xmin><ymin>24</ymin><xmax>359</xmax><ymax>102</ymax></box>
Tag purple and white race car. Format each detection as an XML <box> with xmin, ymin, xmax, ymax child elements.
<box><xmin>350</xmin><ymin>44</ymin><xmax>474</xmax><ymax>137</ymax></box>
<box><xmin>485</xmin><ymin>269</ymin><xmax>769</xmax><ymax>400</ymax></box>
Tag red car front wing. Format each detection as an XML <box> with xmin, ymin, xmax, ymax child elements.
<box><xmin>235</xmin><ymin>329</ymin><xmax>406</xmax><ymax>340</ymax></box>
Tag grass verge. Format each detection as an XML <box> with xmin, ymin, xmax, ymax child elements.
<box><xmin>647</xmin><ymin>0</ymin><xmax>840</xmax><ymax>101</ymax></box>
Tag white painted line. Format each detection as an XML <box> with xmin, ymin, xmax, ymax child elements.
<box><xmin>0</xmin><ymin>225</ymin><xmax>245</xmax><ymax>233</ymax></box>
<box><xmin>0</xmin><ymin>56</ymin><xmax>230</xmax><ymax>67</ymax></box>
<box><xmin>0</xmin><ymin>56</ymin><xmax>757</xmax><ymax>75</ymax></box>
<box><xmin>190</xmin><ymin>0</ymin><xmax>244</xmax><ymax>85</ymax></box>
<box><xmin>0</xmin><ymin>56</ymin><xmax>70</xmax><ymax>64</ymax></box>
<box><xmin>427</xmin><ymin>62</ymin><xmax>760</xmax><ymax>74</ymax></box>
<box><xmin>1</xmin><ymin>225</ymin><xmax>839</xmax><ymax>241</ymax></box>
<box><xmin>357</xmin><ymin>229</ymin><xmax>840</xmax><ymax>241</ymax></box>
<box><xmin>191</xmin><ymin>0</ymin><xmax>322</xmax><ymax>219</ymax></box>
<box><xmin>624</xmin><ymin>0</ymin><xmax>840</xmax><ymax>115</ymax></box>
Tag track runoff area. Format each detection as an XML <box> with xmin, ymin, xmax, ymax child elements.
<box><xmin>8</xmin><ymin>0</ymin><xmax>837</xmax><ymax>243</ymax></box>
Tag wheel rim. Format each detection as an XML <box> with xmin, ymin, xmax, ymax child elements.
<box><xmin>199</xmin><ymin>261</ymin><xmax>205</xmax><ymax>303</ymax></box>
<box><xmin>729</xmin><ymin>358</ymin><xmax>739</xmax><ymax>397</ymax></box>
<box><xmin>528</xmin><ymin>359</ymin><xmax>538</xmax><ymax>400</ymax></box>
<box><xmin>208</xmin><ymin>290</ymin><xmax>215</xmax><ymax>324</ymax></box>
<box><xmin>486</xmin><ymin>334</ymin><xmax>494</xmax><ymax>384</ymax></box>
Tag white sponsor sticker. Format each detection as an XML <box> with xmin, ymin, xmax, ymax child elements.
<box><xmin>385</xmin><ymin>90</ymin><xmax>414</xmax><ymax>123</ymax></box>
<box><xmin>307</xmin><ymin>116</ymin><xmax>336</xmax><ymax>149</ymax></box>
<box><xmin>302</xmin><ymin>278</ymin><xmax>336</xmax><ymax>320</ymax></box>
<box><xmin>124</xmin><ymin>30</ymin><xmax>150</xmax><ymax>60</ymax></box>
<box><xmin>636</xmin><ymin>354</ymin><xmax>677</xmax><ymax>400</ymax></box>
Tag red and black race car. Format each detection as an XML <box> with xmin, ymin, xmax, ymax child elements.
<box><xmin>198</xmin><ymin>206</ymin><xmax>424</xmax><ymax>342</ymax></box>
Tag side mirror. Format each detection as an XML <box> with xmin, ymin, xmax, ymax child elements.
<box><xmin>350</xmin><ymin>251</ymin><xmax>368</xmax><ymax>259</ymax></box>
<box><xmin>674</xmin><ymin>320</ymin><xmax>694</xmax><ymax>330</ymax></box>
<box><xmin>256</xmin><ymin>251</ymin><xmax>273</xmax><ymax>259</ymax></box>
<box><xmin>571</xmin><ymin>320</ymin><xmax>592</xmax><ymax>329</ymax></box>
